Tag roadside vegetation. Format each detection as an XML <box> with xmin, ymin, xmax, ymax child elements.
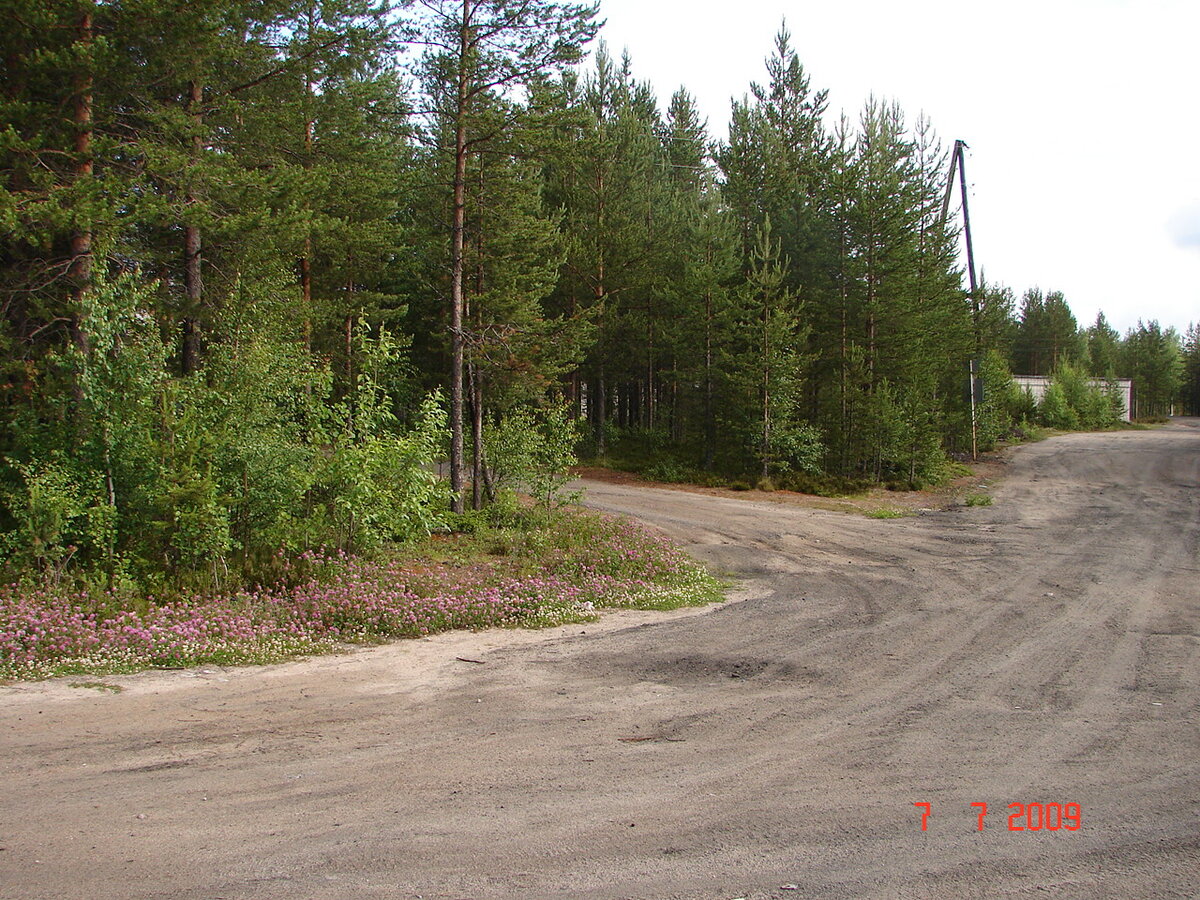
<box><xmin>0</xmin><ymin>506</ymin><xmax>723</xmax><ymax>682</ymax></box>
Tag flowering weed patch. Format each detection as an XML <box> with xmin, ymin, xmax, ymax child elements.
<box><xmin>0</xmin><ymin>511</ymin><xmax>724</xmax><ymax>681</ymax></box>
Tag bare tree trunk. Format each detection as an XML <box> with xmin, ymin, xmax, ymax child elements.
<box><xmin>596</xmin><ymin>365</ymin><xmax>607</xmax><ymax>455</ymax></box>
<box><xmin>69</xmin><ymin>6</ymin><xmax>94</xmax><ymax>296</ymax></box>
<box><xmin>344</xmin><ymin>311</ymin><xmax>355</xmax><ymax>434</ymax></box>
<box><xmin>469</xmin><ymin>154</ymin><xmax>487</xmax><ymax>511</ymax></box>
<box><xmin>447</xmin><ymin>0</ymin><xmax>470</xmax><ymax>514</ymax></box>
<box><xmin>299</xmin><ymin>248</ymin><xmax>312</xmax><ymax>346</ymax></box>
<box><xmin>762</xmin><ymin>309</ymin><xmax>771</xmax><ymax>482</ymax></box>
<box><xmin>646</xmin><ymin>320</ymin><xmax>655</xmax><ymax>430</ymax></box>
<box><xmin>703</xmin><ymin>286</ymin><xmax>715</xmax><ymax>471</ymax></box>
<box><xmin>469</xmin><ymin>362</ymin><xmax>484</xmax><ymax>511</ymax></box>
<box><xmin>182</xmin><ymin>78</ymin><xmax>204</xmax><ymax>374</ymax></box>
<box><xmin>593</xmin><ymin>166</ymin><xmax>607</xmax><ymax>454</ymax></box>
<box><xmin>299</xmin><ymin>3</ymin><xmax>315</xmax><ymax>349</ymax></box>
<box><xmin>670</xmin><ymin>357</ymin><xmax>680</xmax><ymax>444</ymax></box>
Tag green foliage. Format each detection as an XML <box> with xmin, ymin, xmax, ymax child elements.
<box><xmin>0</xmin><ymin>270</ymin><xmax>446</xmax><ymax>592</ymax></box>
<box><xmin>1014</xmin><ymin>419</ymin><xmax>1050</xmax><ymax>442</ymax></box>
<box><xmin>1085</xmin><ymin>312</ymin><xmax>1121</xmax><ymax>377</ymax></box>
<box><xmin>723</xmin><ymin>216</ymin><xmax>809</xmax><ymax>479</ymax></box>
<box><xmin>1035</xmin><ymin>362</ymin><xmax>1122</xmax><ymax>433</ymax></box>
<box><xmin>975</xmin><ymin>350</ymin><xmax>1024</xmax><ymax>450</ymax></box>
<box><xmin>321</xmin><ymin>391</ymin><xmax>451</xmax><ymax>550</ymax></box>
<box><xmin>642</xmin><ymin>459</ymin><xmax>697</xmax><ymax>484</ymax></box>
<box><xmin>485</xmin><ymin>401</ymin><xmax>582</xmax><ymax>509</ymax></box>
<box><xmin>776</xmin><ymin>472</ymin><xmax>872</xmax><ymax>497</ymax></box>
<box><xmin>1122</xmin><ymin>320</ymin><xmax>1183</xmax><ymax>418</ymax></box>
<box><xmin>1038</xmin><ymin>382</ymin><xmax>1079</xmax><ymax>430</ymax></box>
<box><xmin>1182</xmin><ymin>323</ymin><xmax>1200</xmax><ymax>416</ymax></box>
<box><xmin>1012</xmin><ymin>289</ymin><xmax>1083</xmax><ymax>375</ymax></box>
<box><xmin>0</xmin><ymin>458</ymin><xmax>104</xmax><ymax>580</ymax></box>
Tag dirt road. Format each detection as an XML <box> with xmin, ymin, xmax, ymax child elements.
<box><xmin>2</xmin><ymin>423</ymin><xmax>1198</xmax><ymax>899</ymax></box>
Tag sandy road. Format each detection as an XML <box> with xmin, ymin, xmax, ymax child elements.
<box><xmin>1</xmin><ymin>422</ymin><xmax>1198</xmax><ymax>900</ymax></box>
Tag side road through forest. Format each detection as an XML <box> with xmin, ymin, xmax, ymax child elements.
<box><xmin>1</xmin><ymin>423</ymin><xmax>1197</xmax><ymax>900</ymax></box>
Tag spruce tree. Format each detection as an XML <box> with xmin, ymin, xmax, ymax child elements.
<box><xmin>1085</xmin><ymin>311</ymin><xmax>1121</xmax><ymax>377</ymax></box>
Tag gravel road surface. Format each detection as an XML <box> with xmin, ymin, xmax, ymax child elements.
<box><xmin>2</xmin><ymin>421</ymin><xmax>1198</xmax><ymax>899</ymax></box>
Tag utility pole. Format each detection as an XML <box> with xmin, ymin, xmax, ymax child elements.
<box><xmin>942</xmin><ymin>139</ymin><xmax>980</xmax><ymax>459</ymax></box>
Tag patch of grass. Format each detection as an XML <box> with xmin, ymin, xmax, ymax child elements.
<box><xmin>867</xmin><ymin>507</ymin><xmax>908</xmax><ymax>519</ymax></box>
<box><xmin>1014</xmin><ymin>420</ymin><xmax>1051</xmax><ymax>442</ymax></box>
<box><xmin>964</xmin><ymin>492</ymin><xmax>993</xmax><ymax>507</ymax></box>
<box><xmin>68</xmin><ymin>680</ymin><xmax>123</xmax><ymax>693</ymax></box>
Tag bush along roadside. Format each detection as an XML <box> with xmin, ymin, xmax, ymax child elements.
<box><xmin>0</xmin><ymin>510</ymin><xmax>724</xmax><ymax>682</ymax></box>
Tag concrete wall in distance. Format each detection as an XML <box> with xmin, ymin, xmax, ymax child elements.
<box><xmin>1012</xmin><ymin>375</ymin><xmax>1133</xmax><ymax>422</ymax></box>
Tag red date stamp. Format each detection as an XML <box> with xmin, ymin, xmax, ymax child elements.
<box><xmin>914</xmin><ymin>801</ymin><xmax>1082</xmax><ymax>831</ymax></box>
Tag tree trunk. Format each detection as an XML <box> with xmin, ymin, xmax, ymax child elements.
<box><xmin>703</xmin><ymin>286</ymin><xmax>715</xmax><ymax>471</ymax></box>
<box><xmin>646</xmin><ymin>320</ymin><xmax>655</xmax><ymax>430</ymax></box>
<box><xmin>470</xmin><ymin>151</ymin><xmax>487</xmax><ymax>511</ymax></box>
<box><xmin>762</xmin><ymin>316</ymin><xmax>771</xmax><ymax>482</ymax></box>
<box><xmin>593</xmin><ymin>165</ymin><xmax>607</xmax><ymax>454</ymax></box>
<box><xmin>344</xmin><ymin>311</ymin><xmax>355</xmax><ymax>434</ymax></box>
<box><xmin>69</xmin><ymin>5</ymin><xmax>94</xmax><ymax>298</ymax></box>
<box><xmin>596</xmin><ymin>365</ymin><xmax>607</xmax><ymax>455</ymax></box>
<box><xmin>299</xmin><ymin>4</ymin><xmax>315</xmax><ymax>346</ymax></box>
<box><xmin>69</xmin><ymin>4</ymin><xmax>94</xmax><ymax>432</ymax></box>
<box><xmin>447</xmin><ymin>0</ymin><xmax>470</xmax><ymax>514</ymax></box>
<box><xmin>469</xmin><ymin>363</ymin><xmax>484</xmax><ymax>511</ymax></box>
<box><xmin>182</xmin><ymin>78</ymin><xmax>204</xmax><ymax>374</ymax></box>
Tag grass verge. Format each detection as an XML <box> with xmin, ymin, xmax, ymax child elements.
<box><xmin>0</xmin><ymin>510</ymin><xmax>725</xmax><ymax>683</ymax></box>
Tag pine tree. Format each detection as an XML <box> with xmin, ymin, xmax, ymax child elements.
<box><xmin>717</xmin><ymin>23</ymin><xmax>831</xmax><ymax>294</ymax></box>
<box><xmin>459</xmin><ymin>114</ymin><xmax>585</xmax><ymax>507</ymax></box>
<box><xmin>1085</xmin><ymin>311</ymin><xmax>1121</xmax><ymax>377</ymax></box>
<box><xmin>0</xmin><ymin>0</ymin><xmax>111</xmax><ymax>414</ymax></box>
<box><xmin>1181</xmin><ymin>323</ymin><xmax>1200</xmax><ymax>415</ymax></box>
<box><xmin>723</xmin><ymin>217</ymin><xmax>807</xmax><ymax>480</ymax></box>
<box><xmin>542</xmin><ymin>45</ymin><xmax>662</xmax><ymax>451</ymax></box>
<box><xmin>656</xmin><ymin>89</ymin><xmax>739</xmax><ymax>467</ymax></box>
<box><xmin>1122</xmin><ymin>320</ymin><xmax>1183</xmax><ymax>418</ymax></box>
<box><xmin>1013</xmin><ymin>289</ymin><xmax>1082</xmax><ymax>375</ymax></box>
<box><xmin>411</xmin><ymin>0</ymin><xmax>599</xmax><ymax>513</ymax></box>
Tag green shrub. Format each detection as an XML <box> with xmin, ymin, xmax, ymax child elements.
<box><xmin>1038</xmin><ymin>382</ymin><xmax>1079</xmax><ymax>430</ymax></box>
<box><xmin>778</xmin><ymin>471</ymin><xmax>872</xmax><ymax>497</ymax></box>
<box><xmin>0</xmin><ymin>457</ymin><xmax>109</xmax><ymax>580</ymax></box>
<box><xmin>643</xmin><ymin>460</ymin><xmax>695</xmax><ymax>483</ymax></box>
<box><xmin>485</xmin><ymin>400</ymin><xmax>581</xmax><ymax>510</ymax></box>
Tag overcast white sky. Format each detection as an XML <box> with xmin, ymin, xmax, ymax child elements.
<box><xmin>590</xmin><ymin>0</ymin><xmax>1200</xmax><ymax>335</ymax></box>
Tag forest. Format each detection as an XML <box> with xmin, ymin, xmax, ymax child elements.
<box><xmin>3</xmin><ymin>0</ymin><xmax>1199</xmax><ymax>597</ymax></box>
